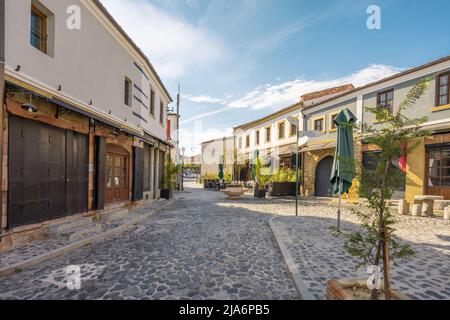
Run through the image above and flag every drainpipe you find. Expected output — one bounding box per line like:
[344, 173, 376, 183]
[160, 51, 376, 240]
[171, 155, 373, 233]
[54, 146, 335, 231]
[0, 0, 4, 238]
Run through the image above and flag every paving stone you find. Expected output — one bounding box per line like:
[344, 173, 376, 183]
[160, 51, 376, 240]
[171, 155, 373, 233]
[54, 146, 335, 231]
[0, 182, 298, 300]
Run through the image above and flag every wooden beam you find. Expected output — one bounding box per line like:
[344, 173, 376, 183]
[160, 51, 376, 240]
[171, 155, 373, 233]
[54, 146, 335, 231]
[0, 0, 5, 231]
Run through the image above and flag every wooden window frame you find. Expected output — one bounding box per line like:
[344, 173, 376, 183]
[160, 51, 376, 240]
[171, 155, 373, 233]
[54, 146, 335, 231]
[278, 122, 286, 140]
[290, 123, 297, 137]
[31, 5, 48, 54]
[255, 130, 260, 146]
[266, 127, 271, 143]
[312, 116, 326, 133]
[376, 89, 394, 114]
[329, 111, 341, 132]
[426, 147, 450, 188]
[245, 135, 250, 148]
[160, 101, 164, 124]
[435, 72, 450, 108]
[238, 137, 242, 149]
[150, 89, 155, 116]
[124, 78, 132, 106]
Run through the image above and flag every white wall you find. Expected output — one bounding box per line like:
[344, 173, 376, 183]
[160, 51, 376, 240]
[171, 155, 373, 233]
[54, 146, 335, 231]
[235, 109, 301, 158]
[5, 0, 170, 142]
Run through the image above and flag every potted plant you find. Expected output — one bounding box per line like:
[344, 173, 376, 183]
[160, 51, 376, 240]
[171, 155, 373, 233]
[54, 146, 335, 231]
[253, 157, 270, 198]
[161, 158, 180, 200]
[268, 168, 298, 197]
[329, 78, 431, 300]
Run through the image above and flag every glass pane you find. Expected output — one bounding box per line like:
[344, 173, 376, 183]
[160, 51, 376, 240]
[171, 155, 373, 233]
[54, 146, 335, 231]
[387, 91, 394, 100]
[440, 75, 448, 85]
[440, 85, 448, 95]
[115, 158, 121, 189]
[441, 167, 450, 177]
[442, 178, 450, 187]
[428, 162, 438, 176]
[441, 150, 450, 166]
[429, 176, 439, 187]
[440, 95, 448, 106]
[122, 157, 127, 188]
[106, 156, 113, 188]
[31, 12, 43, 32]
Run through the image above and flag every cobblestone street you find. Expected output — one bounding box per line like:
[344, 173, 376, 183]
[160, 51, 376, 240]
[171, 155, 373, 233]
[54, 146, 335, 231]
[0, 182, 298, 300]
[226, 197, 450, 300]
[1, 181, 449, 300]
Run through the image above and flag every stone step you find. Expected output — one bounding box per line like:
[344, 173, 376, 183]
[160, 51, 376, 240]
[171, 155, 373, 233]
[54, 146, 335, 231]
[66, 224, 103, 242]
[96, 207, 129, 222]
[388, 200, 399, 207]
[46, 217, 94, 237]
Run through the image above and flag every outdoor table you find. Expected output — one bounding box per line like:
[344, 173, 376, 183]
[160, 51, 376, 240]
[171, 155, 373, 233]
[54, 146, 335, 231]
[414, 195, 444, 217]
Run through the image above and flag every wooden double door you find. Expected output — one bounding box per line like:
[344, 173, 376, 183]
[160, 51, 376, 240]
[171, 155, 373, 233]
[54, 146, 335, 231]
[8, 116, 88, 228]
[105, 149, 129, 203]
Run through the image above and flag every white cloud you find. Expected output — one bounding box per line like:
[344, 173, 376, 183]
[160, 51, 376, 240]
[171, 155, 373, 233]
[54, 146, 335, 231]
[100, 0, 227, 79]
[228, 64, 403, 110]
[184, 95, 226, 104]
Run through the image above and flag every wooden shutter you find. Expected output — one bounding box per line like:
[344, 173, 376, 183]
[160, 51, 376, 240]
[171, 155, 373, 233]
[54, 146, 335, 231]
[132, 146, 144, 201]
[95, 136, 106, 210]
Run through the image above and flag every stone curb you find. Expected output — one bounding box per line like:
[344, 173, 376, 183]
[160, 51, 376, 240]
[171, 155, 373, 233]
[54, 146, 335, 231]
[268, 217, 315, 300]
[0, 199, 175, 277]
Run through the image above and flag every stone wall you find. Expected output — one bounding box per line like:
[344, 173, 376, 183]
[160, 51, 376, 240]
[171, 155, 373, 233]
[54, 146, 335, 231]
[302, 148, 335, 197]
[302, 143, 362, 202]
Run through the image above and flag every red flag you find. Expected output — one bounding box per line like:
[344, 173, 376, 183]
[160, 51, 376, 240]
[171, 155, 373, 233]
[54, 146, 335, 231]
[399, 143, 407, 173]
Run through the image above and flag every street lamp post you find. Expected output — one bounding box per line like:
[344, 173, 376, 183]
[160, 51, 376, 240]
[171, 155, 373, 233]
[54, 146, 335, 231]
[287, 117, 300, 217]
[181, 147, 185, 191]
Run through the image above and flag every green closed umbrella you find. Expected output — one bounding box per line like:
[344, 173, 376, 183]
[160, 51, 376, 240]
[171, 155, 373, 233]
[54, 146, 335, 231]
[218, 156, 224, 181]
[330, 109, 357, 232]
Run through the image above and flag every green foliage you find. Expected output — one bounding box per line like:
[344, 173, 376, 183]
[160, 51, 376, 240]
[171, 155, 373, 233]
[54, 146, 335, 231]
[163, 158, 181, 190]
[271, 168, 298, 183]
[224, 170, 233, 183]
[254, 157, 272, 189]
[201, 173, 220, 181]
[338, 78, 432, 299]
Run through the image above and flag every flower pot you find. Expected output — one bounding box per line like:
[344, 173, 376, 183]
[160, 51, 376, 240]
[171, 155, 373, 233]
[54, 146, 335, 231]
[326, 279, 408, 300]
[160, 189, 173, 200]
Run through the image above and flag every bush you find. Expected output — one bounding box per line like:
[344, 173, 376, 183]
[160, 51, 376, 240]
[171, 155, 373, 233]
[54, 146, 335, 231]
[271, 168, 298, 183]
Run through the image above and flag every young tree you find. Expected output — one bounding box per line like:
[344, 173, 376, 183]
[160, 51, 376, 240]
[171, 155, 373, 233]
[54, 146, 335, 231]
[341, 78, 432, 300]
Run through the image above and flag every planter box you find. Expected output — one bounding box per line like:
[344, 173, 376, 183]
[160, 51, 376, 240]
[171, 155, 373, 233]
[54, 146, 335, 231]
[254, 189, 267, 198]
[160, 189, 173, 200]
[269, 182, 296, 197]
[326, 279, 408, 300]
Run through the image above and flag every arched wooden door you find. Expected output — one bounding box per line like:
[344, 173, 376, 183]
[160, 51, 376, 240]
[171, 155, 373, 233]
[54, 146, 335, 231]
[315, 156, 334, 197]
[105, 145, 130, 203]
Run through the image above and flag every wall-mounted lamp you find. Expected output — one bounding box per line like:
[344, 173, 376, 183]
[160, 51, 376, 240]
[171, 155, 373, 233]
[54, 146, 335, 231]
[89, 100, 93, 105]
[15, 65, 21, 72]
[108, 110, 112, 115]
[57, 85, 62, 91]
[21, 94, 38, 113]
[8, 91, 38, 113]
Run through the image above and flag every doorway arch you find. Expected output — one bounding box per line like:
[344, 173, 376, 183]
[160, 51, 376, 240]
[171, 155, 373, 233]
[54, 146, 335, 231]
[315, 156, 334, 197]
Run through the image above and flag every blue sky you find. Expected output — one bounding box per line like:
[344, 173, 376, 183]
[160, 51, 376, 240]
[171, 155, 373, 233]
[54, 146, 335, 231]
[101, 0, 450, 155]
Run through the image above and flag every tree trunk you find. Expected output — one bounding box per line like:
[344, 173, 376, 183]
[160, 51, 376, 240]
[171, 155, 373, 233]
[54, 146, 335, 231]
[371, 240, 383, 300]
[379, 159, 392, 300]
[382, 238, 392, 300]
